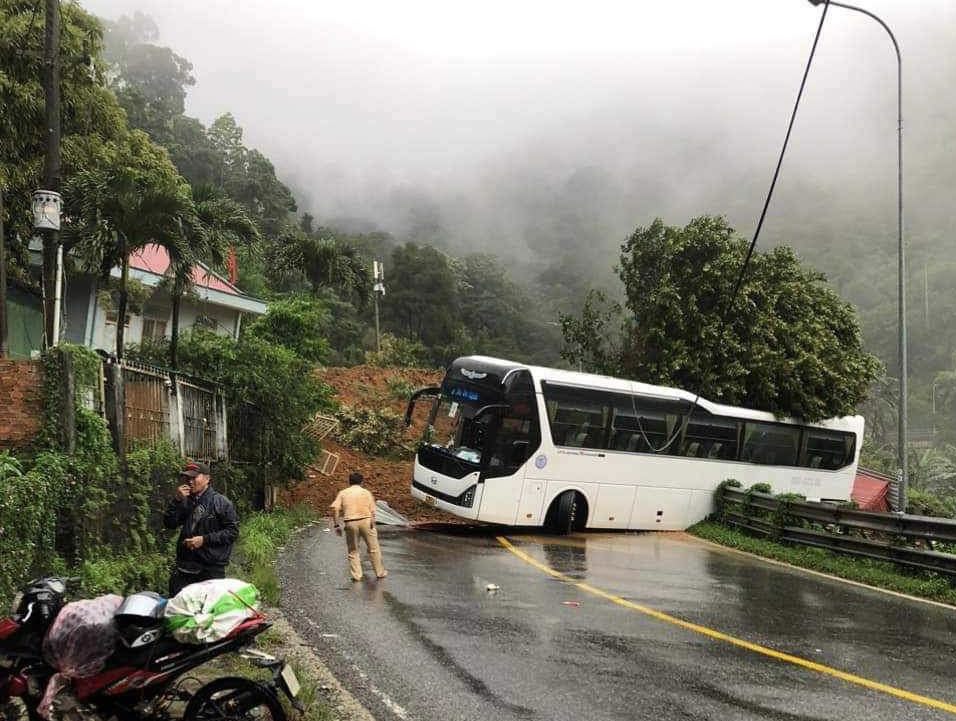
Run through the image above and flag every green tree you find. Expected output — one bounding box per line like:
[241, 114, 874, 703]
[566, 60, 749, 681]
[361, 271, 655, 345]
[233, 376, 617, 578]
[562, 216, 882, 421]
[0, 0, 128, 277]
[169, 184, 260, 368]
[382, 243, 461, 360]
[101, 12, 195, 145]
[170, 328, 329, 480]
[455, 253, 561, 364]
[208, 114, 296, 234]
[560, 289, 629, 373]
[302, 236, 371, 308]
[245, 296, 331, 363]
[64, 131, 193, 359]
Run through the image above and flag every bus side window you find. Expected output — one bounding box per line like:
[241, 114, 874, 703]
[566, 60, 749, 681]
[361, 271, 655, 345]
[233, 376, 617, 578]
[543, 386, 612, 450]
[802, 428, 855, 470]
[743, 422, 800, 466]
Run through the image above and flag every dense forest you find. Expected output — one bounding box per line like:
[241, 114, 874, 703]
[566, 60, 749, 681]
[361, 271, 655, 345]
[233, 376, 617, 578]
[100, 11, 956, 506]
[5, 4, 955, 509]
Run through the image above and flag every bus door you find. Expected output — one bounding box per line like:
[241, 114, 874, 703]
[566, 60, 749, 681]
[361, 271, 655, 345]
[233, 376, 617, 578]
[479, 394, 542, 524]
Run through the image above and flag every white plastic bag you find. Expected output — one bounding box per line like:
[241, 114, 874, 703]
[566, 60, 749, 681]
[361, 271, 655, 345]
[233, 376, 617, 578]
[164, 578, 260, 644]
[38, 594, 123, 719]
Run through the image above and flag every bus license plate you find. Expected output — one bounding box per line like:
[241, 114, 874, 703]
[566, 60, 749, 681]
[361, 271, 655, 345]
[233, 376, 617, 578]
[281, 664, 301, 698]
[424, 494, 437, 506]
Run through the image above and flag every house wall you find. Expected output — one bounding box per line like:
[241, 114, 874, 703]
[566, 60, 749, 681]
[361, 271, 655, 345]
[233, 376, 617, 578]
[90, 294, 241, 354]
[0, 360, 43, 449]
[5, 287, 43, 359]
[177, 301, 241, 339]
[63, 275, 94, 345]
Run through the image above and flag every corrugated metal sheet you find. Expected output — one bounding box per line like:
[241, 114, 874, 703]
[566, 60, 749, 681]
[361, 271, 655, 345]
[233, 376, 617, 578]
[5, 286, 43, 359]
[852, 467, 892, 512]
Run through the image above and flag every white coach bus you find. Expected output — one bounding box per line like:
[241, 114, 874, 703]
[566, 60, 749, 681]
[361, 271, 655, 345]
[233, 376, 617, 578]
[405, 356, 863, 533]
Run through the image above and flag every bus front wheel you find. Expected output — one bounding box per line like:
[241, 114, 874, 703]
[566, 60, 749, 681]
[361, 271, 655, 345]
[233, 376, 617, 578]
[545, 491, 586, 535]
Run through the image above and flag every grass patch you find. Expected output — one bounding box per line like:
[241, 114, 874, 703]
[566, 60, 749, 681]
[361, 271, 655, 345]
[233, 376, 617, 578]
[66, 507, 316, 603]
[229, 505, 317, 605]
[689, 520, 956, 607]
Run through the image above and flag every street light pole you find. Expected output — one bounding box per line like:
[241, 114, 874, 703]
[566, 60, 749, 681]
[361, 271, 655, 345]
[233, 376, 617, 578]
[809, 0, 906, 510]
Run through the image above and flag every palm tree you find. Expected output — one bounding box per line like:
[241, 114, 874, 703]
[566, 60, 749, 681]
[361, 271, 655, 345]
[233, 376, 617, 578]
[909, 446, 956, 496]
[300, 235, 371, 309]
[65, 132, 193, 360]
[168, 185, 260, 369]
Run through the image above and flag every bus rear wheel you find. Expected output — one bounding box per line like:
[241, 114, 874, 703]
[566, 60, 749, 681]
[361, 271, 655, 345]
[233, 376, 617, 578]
[545, 491, 586, 535]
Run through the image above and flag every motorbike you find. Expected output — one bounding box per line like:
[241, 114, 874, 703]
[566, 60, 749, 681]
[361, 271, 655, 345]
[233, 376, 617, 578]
[0, 578, 303, 721]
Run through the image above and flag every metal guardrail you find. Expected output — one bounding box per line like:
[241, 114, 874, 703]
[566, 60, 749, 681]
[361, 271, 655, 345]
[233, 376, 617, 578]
[719, 486, 956, 578]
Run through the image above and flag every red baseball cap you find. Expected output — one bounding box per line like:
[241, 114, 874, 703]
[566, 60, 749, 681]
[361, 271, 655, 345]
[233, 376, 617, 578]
[180, 461, 210, 478]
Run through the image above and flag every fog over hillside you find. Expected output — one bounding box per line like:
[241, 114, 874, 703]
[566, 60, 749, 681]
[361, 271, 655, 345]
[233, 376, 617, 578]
[85, 0, 956, 399]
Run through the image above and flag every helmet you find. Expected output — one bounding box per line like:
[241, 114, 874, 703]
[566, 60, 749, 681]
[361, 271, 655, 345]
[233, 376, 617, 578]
[15, 578, 68, 629]
[114, 592, 167, 649]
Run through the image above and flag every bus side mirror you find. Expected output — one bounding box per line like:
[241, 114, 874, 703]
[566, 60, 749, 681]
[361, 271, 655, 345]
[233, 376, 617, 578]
[405, 386, 441, 426]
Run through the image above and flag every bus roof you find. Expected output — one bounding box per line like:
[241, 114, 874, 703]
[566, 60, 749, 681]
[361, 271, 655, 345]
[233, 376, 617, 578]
[452, 355, 863, 433]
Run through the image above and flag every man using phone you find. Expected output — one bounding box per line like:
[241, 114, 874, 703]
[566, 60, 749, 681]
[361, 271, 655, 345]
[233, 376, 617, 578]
[163, 461, 240, 596]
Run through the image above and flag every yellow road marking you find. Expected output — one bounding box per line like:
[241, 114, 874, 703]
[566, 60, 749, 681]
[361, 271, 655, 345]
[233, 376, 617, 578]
[496, 536, 956, 715]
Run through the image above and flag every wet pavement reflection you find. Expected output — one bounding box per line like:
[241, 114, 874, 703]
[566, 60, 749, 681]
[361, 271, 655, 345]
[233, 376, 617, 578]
[279, 525, 956, 721]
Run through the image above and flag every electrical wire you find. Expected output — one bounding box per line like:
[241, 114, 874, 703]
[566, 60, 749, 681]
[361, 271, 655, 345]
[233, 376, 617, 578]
[628, 0, 832, 454]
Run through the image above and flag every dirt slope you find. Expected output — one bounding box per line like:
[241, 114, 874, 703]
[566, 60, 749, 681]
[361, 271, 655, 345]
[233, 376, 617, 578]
[281, 365, 458, 523]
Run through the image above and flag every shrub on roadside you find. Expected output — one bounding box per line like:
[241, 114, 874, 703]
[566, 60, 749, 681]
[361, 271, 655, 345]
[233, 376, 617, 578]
[0, 451, 70, 606]
[906, 489, 956, 519]
[334, 405, 409, 457]
[77, 549, 172, 597]
[229, 507, 316, 604]
[245, 297, 333, 364]
[689, 520, 956, 606]
[386, 376, 417, 400]
[169, 329, 331, 482]
[365, 333, 429, 368]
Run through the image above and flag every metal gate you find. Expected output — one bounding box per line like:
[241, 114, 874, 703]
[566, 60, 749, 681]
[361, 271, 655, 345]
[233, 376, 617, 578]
[179, 379, 218, 461]
[121, 361, 171, 450]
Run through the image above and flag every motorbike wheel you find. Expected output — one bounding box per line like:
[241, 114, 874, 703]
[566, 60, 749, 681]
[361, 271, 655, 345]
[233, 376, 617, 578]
[182, 677, 287, 721]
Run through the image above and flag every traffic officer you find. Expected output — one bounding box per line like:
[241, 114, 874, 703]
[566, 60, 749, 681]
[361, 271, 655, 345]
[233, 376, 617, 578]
[330, 472, 388, 581]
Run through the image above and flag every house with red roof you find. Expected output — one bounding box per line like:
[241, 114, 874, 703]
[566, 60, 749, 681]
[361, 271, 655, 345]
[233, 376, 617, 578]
[75, 245, 267, 353]
[17, 240, 267, 357]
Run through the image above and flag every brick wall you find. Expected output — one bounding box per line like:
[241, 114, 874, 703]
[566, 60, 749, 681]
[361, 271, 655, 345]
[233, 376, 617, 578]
[0, 360, 42, 450]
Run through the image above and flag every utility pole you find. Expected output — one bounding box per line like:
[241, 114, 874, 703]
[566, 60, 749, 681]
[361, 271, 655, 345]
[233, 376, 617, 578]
[373, 260, 385, 353]
[0, 188, 7, 358]
[40, 0, 61, 349]
[924, 260, 930, 330]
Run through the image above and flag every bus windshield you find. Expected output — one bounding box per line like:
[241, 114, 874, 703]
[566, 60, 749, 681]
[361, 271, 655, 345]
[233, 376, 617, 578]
[427, 393, 493, 466]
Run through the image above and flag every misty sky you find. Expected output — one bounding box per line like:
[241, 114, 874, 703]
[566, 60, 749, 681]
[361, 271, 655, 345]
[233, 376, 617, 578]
[84, 0, 956, 260]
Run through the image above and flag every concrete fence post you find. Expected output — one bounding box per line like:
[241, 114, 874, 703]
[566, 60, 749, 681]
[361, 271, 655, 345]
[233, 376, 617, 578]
[215, 390, 228, 461]
[172, 376, 186, 456]
[167, 374, 184, 455]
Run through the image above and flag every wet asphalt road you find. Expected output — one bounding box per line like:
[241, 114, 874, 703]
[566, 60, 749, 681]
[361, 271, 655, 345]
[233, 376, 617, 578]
[278, 525, 956, 721]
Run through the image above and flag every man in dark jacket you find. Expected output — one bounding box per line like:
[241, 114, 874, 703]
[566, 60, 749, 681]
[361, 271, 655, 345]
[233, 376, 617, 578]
[163, 461, 240, 596]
